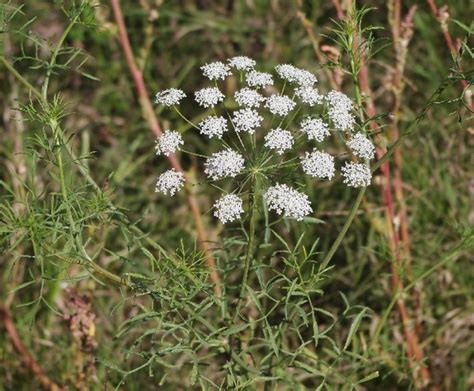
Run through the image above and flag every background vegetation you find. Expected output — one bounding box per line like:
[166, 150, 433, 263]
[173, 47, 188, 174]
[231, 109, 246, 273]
[0, 0, 472, 390]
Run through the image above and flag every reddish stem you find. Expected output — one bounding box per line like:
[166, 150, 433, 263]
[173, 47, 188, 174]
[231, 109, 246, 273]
[110, 0, 221, 296]
[0, 306, 63, 390]
[426, 0, 473, 114]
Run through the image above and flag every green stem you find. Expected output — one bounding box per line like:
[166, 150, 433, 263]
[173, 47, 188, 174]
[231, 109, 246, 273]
[174, 106, 199, 130]
[320, 187, 366, 270]
[234, 176, 257, 319]
[371, 238, 467, 347]
[41, 12, 80, 99]
[0, 56, 44, 102]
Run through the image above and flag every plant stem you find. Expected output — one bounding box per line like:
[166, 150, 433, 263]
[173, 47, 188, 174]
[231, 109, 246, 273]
[234, 176, 257, 319]
[320, 187, 366, 270]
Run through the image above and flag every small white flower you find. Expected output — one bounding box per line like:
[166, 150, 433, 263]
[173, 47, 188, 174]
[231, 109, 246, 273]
[275, 64, 317, 86]
[341, 162, 372, 187]
[213, 194, 244, 223]
[155, 130, 183, 156]
[326, 90, 355, 131]
[155, 169, 185, 196]
[234, 87, 265, 108]
[264, 94, 296, 116]
[301, 150, 335, 180]
[295, 86, 324, 106]
[328, 108, 355, 132]
[264, 128, 294, 155]
[295, 68, 318, 86]
[198, 116, 228, 139]
[204, 149, 245, 180]
[232, 108, 263, 134]
[346, 133, 375, 160]
[228, 56, 256, 71]
[246, 70, 274, 88]
[200, 61, 231, 80]
[194, 87, 225, 108]
[265, 183, 313, 221]
[155, 88, 186, 106]
[325, 90, 353, 111]
[300, 117, 330, 142]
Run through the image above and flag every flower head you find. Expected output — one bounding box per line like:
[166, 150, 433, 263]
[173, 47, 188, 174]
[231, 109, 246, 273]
[213, 194, 244, 223]
[194, 87, 225, 108]
[155, 130, 183, 156]
[326, 90, 353, 111]
[234, 87, 265, 108]
[246, 70, 274, 88]
[155, 88, 186, 106]
[201, 61, 231, 80]
[341, 162, 372, 187]
[265, 183, 313, 221]
[204, 149, 245, 180]
[264, 94, 296, 116]
[295, 86, 324, 106]
[275, 64, 317, 86]
[155, 169, 185, 196]
[301, 150, 335, 180]
[346, 133, 375, 160]
[228, 56, 256, 71]
[232, 108, 263, 134]
[300, 117, 330, 142]
[264, 128, 294, 155]
[198, 116, 228, 139]
[326, 90, 355, 131]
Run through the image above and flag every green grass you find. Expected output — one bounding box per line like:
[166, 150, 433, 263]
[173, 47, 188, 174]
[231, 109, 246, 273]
[0, 1, 473, 390]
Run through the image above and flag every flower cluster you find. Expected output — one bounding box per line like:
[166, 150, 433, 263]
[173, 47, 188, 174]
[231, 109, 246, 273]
[326, 90, 355, 131]
[213, 194, 244, 223]
[204, 149, 245, 180]
[264, 128, 294, 155]
[155, 169, 185, 196]
[232, 109, 263, 134]
[198, 116, 228, 139]
[154, 57, 376, 224]
[155, 130, 183, 156]
[265, 184, 313, 221]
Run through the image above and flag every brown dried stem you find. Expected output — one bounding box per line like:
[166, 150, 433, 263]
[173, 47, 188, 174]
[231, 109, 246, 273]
[357, 20, 431, 391]
[426, 0, 473, 112]
[0, 306, 62, 391]
[110, 0, 221, 296]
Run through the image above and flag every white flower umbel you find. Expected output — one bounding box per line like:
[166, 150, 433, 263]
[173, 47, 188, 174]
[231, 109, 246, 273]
[246, 70, 274, 88]
[155, 88, 186, 106]
[200, 61, 231, 81]
[194, 87, 225, 108]
[265, 183, 313, 221]
[234, 87, 265, 108]
[341, 162, 372, 187]
[228, 56, 256, 71]
[155, 130, 184, 156]
[264, 94, 296, 116]
[204, 149, 245, 180]
[301, 150, 335, 180]
[295, 86, 323, 106]
[326, 90, 355, 131]
[198, 116, 228, 139]
[232, 108, 263, 134]
[264, 128, 294, 155]
[155, 169, 185, 196]
[346, 133, 375, 160]
[329, 109, 355, 132]
[213, 194, 244, 224]
[275, 64, 317, 86]
[326, 90, 353, 111]
[295, 68, 318, 86]
[300, 117, 330, 142]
